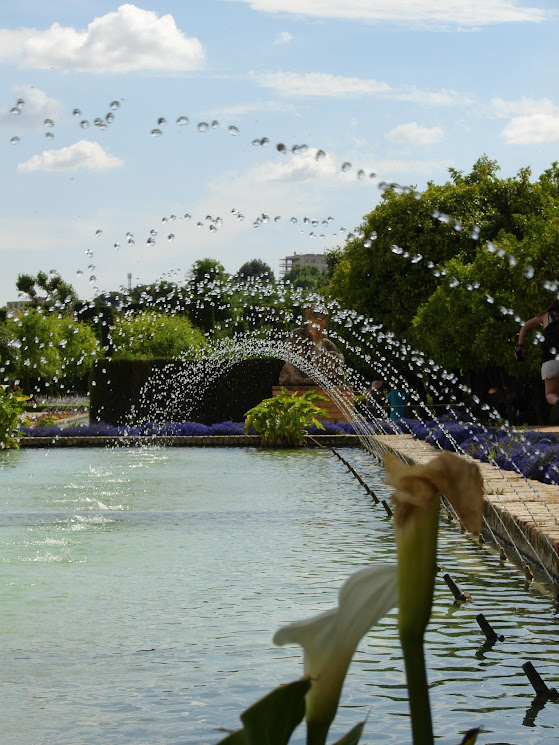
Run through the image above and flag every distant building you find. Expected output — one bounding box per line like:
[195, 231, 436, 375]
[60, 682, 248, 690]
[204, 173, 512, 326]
[280, 252, 327, 277]
[6, 300, 28, 312]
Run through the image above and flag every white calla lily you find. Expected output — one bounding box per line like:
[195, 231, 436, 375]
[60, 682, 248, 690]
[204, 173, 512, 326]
[273, 564, 398, 745]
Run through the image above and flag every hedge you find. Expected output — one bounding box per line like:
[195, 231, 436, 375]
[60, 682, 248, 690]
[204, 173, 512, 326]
[90, 357, 284, 425]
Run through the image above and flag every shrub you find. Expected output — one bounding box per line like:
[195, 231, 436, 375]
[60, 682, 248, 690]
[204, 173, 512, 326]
[0, 385, 29, 448]
[244, 388, 328, 447]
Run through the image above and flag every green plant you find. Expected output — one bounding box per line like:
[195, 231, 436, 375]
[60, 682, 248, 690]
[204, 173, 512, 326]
[0, 385, 29, 449]
[36, 415, 58, 427]
[245, 388, 328, 447]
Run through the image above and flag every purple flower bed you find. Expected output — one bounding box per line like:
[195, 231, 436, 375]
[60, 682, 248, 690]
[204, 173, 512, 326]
[395, 418, 559, 485]
[20, 419, 357, 439]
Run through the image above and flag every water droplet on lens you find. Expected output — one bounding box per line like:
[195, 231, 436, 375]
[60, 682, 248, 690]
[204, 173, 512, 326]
[197, 122, 209, 132]
[11, 107, 21, 115]
[357, 169, 365, 179]
[45, 132, 54, 139]
[341, 162, 352, 172]
[184, 213, 191, 221]
[80, 120, 90, 129]
[110, 101, 120, 110]
[315, 149, 326, 161]
[44, 118, 54, 127]
[10, 136, 20, 144]
[228, 125, 239, 135]
[157, 117, 166, 126]
[168, 233, 175, 240]
[106, 112, 114, 123]
[211, 120, 219, 129]
[177, 116, 189, 126]
[524, 264, 535, 279]
[277, 143, 287, 153]
[76, 269, 83, 276]
[73, 108, 81, 117]
[151, 128, 163, 137]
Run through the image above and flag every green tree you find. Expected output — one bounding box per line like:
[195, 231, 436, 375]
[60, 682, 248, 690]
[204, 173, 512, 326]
[328, 157, 552, 338]
[109, 312, 207, 359]
[236, 259, 275, 281]
[188, 259, 231, 333]
[282, 265, 327, 293]
[16, 271, 78, 310]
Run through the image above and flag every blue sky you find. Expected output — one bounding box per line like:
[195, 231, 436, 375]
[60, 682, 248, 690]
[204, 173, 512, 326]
[1, 0, 558, 305]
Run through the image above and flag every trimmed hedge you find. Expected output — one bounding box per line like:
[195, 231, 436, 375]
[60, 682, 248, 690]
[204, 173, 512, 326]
[90, 357, 284, 425]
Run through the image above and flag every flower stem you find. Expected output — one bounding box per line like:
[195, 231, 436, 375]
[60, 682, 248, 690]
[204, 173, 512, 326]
[400, 632, 433, 745]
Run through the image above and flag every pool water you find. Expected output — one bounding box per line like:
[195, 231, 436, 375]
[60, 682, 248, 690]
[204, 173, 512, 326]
[1, 447, 557, 745]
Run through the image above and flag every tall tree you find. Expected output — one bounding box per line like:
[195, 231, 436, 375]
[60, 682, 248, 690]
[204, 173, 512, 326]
[236, 259, 275, 281]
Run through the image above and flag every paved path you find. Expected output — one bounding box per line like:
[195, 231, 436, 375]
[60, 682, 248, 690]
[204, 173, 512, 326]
[370, 433, 559, 590]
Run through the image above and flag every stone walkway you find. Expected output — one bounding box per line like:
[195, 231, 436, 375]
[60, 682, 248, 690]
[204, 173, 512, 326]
[370, 433, 559, 590]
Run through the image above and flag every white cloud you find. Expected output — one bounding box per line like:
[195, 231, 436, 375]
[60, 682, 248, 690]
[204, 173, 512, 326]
[254, 71, 391, 97]
[501, 113, 559, 144]
[253, 71, 468, 106]
[18, 141, 125, 173]
[395, 87, 467, 106]
[273, 31, 293, 44]
[0, 4, 205, 73]
[1, 85, 63, 129]
[385, 122, 444, 145]
[492, 96, 555, 117]
[254, 149, 339, 183]
[225, 0, 549, 27]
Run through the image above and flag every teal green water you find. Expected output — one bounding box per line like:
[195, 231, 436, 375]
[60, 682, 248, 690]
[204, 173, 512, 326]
[1, 447, 558, 745]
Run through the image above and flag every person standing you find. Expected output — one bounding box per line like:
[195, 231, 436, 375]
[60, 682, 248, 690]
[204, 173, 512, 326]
[516, 299, 559, 424]
[386, 386, 409, 421]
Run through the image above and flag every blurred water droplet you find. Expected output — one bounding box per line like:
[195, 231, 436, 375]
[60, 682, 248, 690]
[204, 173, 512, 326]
[177, 115, 189, 126]
[292, 144, 308, 154]
[76, 269, 83, 276]
[315, 149, 327, 161]
[151, 128, 163, 137]
[524, 264, 535, 279]
[369, 172, 376, 179]
[73, 108, 81, 117]
[10, 136, 20, 144]
[486, 241, 497, 254]
[168, 233, 175, 240]
[197, 122, 209, 132]
[184, 213, 191, 220]
[94, 118, 106, 128]
[391, 245, 404, 255]
[341, 162, 352, 172]
[209, 225, 217, 233]
[277, 143, 287, 153]
[485, 294, 494, 304]
[228, 125, 239, 135]
[80, 120, 90, 129]
[11, 107, 21, 115]
[497, 247, 506, 258]
[290, 217, 297, 223]
[150, 229, 157, 236]
[507, 254, 517, 266]
[95, 229, 102, 237]
[147, 237, 156, 246]
[452, 220, 462, 232]
[357, 169, 365, 179]
[157, 117, 166, 126]
[411, 254, 423, 264]
[45, 132, 54, 139]
[471, 225, 481, 240]
[211, 120, 219, 129]
[449, 276, 460, 288]
[110, 101, 120, 110]
[114, 243, 120, 250]
[89, 275, 97, 282]
[105, 112, 114, 123]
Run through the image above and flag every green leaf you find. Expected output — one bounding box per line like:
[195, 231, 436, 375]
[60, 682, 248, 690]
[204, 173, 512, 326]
[458, 727, 480, 745]
[330, 720, 366, 745]
[239, 677, 310, 745]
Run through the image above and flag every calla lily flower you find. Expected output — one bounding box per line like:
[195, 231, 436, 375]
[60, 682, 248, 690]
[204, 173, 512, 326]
[273, 564, 398, 745]
[384, 451, 484, 745]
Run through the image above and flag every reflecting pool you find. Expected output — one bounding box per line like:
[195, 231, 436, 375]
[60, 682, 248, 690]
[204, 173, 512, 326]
[1, 447, 557, 744]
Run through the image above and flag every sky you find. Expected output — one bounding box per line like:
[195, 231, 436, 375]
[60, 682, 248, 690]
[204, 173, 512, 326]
[1, 0, 558, 306]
